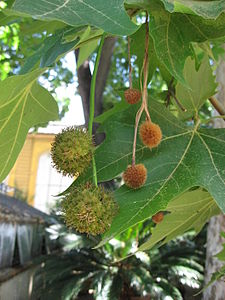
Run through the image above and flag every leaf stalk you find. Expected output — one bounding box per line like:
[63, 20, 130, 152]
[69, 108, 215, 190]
[89, 34, 106, 186]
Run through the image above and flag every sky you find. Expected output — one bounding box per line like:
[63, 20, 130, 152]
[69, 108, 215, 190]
[39, 51, 85, 134]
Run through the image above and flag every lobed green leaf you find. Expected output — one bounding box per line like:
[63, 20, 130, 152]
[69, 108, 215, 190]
[89, 99, 225, 246]
[138, 189, 220, 251]
[160, 0, 225, 19]
[175, 55, 217, 119]
[148, 0, 225, 85]
[0, 69, 59, 182]
[12, 0, 138, 36]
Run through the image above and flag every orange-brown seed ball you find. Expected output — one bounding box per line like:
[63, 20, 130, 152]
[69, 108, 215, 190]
[152, 212, 164, 224]
[139, 121, 162, 149]
[123, 164, 147, 189]
[124, 88, 142, 104]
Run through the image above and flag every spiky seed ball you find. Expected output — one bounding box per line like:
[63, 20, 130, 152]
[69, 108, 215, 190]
[139, 121, 162, 149]
[124, 88, 142, 104]
[61, 183, 118, 235]
[123, 164, 147, 189]
[51, 126, 93, 177]
[152, 212, 164, 224]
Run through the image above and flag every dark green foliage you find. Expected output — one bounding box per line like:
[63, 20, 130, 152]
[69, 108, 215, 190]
[34, 224, 205, 300]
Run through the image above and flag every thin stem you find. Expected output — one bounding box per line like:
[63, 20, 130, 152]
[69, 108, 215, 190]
[131, 12, 149, 166]
[170, 90, 187, 112]
[209, 96, 225, 119]
[201, 115, 225, 124]
[128, 36, 132, 88]
[132, 104, 144, 165]
[88, 34, 106, 186]
[142, 13, 151, 121]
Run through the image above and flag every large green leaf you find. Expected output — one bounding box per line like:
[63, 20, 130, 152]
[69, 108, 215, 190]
[79, 99, 225, 245]
[0, 69, 58, 182]
[12, 0, 138, 36]
[138, 189, 220, 251]
[175, 56, 217, 119]
[0, 9, 65, 32]
[160, 0, 225, 19]
[148, 0, 225, 85]
[125, 0, 225, 19]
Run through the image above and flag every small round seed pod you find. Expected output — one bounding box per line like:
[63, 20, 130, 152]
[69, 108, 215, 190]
[124, 88, 142, 104]
[51, 126, 93, 177]
[152, 212, 164, 224]
[61, 183, 118, 235]
[139, 121, 162, 149]
[123, 164, 147, 189]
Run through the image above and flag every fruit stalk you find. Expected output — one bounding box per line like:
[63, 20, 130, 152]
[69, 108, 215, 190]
[132, 13, 149, 165]
[89, 33, 106, 186]
[128, 36, 133, 88]
[142, 12, 151, 121]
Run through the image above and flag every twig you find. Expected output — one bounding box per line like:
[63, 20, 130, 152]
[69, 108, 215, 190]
[170, 90, 187, 112]
[209, 96, 225, 119]
[89, 34, 106, 186]
[165, 78, 174, 107]
[165, 78, 187, 112]
[200, 115, 225, 124]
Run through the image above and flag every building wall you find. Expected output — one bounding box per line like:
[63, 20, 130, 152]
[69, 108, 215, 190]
[7, 133, 73, 213]
[8, 133, 55, 206]
[34, 152, 72, 212]
[0, 266, 39, 300]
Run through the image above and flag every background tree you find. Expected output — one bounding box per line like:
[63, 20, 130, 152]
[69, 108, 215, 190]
[204, 46, 225, 300]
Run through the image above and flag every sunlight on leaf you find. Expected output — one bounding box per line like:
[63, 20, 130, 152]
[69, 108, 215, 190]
[138, 189, 220, 251]
[0, 69, 58, 182]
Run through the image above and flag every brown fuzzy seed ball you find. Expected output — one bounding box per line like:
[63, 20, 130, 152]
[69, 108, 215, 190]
[152, 212, 164, 224]
[124, 88, 142, 104]
[139, 121, 162, 149]
[123, 164, 147, 189]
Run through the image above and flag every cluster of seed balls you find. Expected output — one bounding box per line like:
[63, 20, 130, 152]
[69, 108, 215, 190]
[123, 88, 162, 189]
[51, 126, 118, 235]
[123, 88, 164, 223]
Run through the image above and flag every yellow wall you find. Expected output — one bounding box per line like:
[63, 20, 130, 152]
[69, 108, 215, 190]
[8, 133, 55, 206]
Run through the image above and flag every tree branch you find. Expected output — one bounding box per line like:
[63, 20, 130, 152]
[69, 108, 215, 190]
[75, 37, 117, 138]
[209, 96, 225, 119]
[75, 48, 91, 127]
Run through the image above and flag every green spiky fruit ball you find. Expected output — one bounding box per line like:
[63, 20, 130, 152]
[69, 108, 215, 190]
[51, 126, 93, 177]
[61, 183, 118, 235]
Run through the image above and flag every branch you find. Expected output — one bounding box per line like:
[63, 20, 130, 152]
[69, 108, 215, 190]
[209, 96, 225, 119]
[75, 37, 117, 134]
